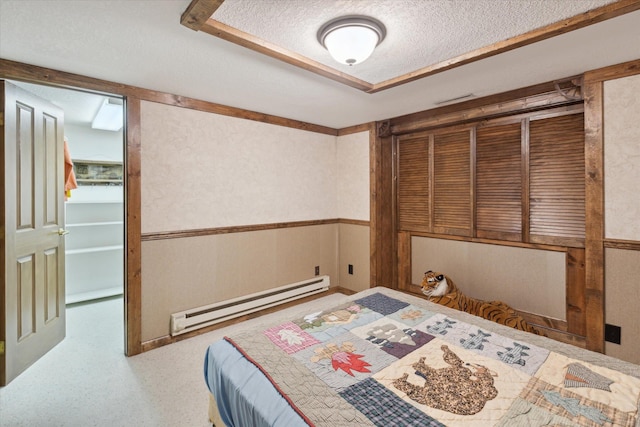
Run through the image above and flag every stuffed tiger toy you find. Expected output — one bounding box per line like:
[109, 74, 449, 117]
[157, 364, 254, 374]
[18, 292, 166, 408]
[421, 271, 543, 335]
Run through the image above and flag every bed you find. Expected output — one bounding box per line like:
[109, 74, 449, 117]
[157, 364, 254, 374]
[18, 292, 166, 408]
[204, 287, 640, 426]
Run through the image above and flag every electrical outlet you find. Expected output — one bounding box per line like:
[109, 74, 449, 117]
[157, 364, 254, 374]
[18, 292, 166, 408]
[348, 264, 353, 275]
[605, 324, 621, 344]
[315, 266, 320, 276]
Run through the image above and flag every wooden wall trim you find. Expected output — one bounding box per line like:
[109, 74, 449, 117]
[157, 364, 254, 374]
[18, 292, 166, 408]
[125, 97, 143, 356]
[583, 80, 605, 353]
[144, 92, 338, 135]
[141, 219, 345, 241]
[566, 248, 586, 336]
[370, 123, 395, 288]
[406, 231, 570, 253]
[389, 78, 582, 131]
[604, 239, 640, 251]
[397, 231, 411, 292]
[0, 58, 338, 136]
[337, 122, 374, 136]
[516, 311, 568, 333]
[141, 219, 370, 242]
[391, 87, 582, 135]
[584, 58, 640, 83]
[369, 129, 379, 287]
[337, 218, 370, 227]
[479, 104, 584, 127]
[516, 311, 586, 348]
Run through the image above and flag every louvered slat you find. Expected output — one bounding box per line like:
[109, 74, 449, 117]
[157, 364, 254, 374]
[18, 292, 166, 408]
[433, 130, 471, 235]
[529, 113, 585, 242]
[476, 123, 522, 240]
[397, 136, 429, 231]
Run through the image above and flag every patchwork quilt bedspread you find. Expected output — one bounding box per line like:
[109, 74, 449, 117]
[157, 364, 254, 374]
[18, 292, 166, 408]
[218, 287, 640, 427]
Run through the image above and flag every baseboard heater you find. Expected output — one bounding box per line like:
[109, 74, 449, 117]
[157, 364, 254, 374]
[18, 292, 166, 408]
[170, 275, 330, 336]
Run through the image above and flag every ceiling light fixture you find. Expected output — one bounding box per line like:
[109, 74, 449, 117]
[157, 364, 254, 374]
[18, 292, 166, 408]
[317, 16, 386, 66]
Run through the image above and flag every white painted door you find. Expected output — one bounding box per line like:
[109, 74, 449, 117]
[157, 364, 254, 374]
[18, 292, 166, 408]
[1, 80, 66, 385]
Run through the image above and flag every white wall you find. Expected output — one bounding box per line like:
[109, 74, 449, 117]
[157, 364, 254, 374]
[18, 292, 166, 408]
[336, 131, 370, 221]
[604, 74, 640, 240]
[336, 130, 371, 291]
[65, 123, 123, 162]
[140, 101, 337, 233]
[139, 102, 346, 339]
[603, 73, 640, 364]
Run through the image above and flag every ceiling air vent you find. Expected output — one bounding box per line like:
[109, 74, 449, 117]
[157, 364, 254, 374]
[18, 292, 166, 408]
[435, 93, 475, 106]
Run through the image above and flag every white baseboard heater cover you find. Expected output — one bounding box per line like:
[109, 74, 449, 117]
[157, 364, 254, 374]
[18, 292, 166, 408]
[170, 275, 330, 336]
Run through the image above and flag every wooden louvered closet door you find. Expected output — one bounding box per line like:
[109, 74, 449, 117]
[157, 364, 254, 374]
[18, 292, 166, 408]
[395, 110, 584, 247]
[476, 123, 522, 241]
[397, 133, 430, 232]
[433, 129, 472, 236]
[529, 113, 585, 246]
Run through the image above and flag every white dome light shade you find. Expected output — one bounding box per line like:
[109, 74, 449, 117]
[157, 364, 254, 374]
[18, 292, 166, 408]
[324, 26, 378, 66]
[318, 16, 386, 66]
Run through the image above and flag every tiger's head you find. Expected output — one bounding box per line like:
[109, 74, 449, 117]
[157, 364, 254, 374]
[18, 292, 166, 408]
[421, 271, 449, 298]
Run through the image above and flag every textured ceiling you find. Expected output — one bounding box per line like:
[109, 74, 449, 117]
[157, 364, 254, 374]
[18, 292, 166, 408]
[1, 1, 639, 128]
[214, 0, 616, 83]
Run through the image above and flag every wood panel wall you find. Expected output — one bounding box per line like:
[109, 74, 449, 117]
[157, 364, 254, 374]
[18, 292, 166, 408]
[373, 80, 595, 348]
[371, 62, 640, 355]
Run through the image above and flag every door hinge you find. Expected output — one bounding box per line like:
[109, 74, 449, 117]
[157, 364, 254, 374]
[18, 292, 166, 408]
[0, 341, 4, 356]
[0, 112, 4, 126]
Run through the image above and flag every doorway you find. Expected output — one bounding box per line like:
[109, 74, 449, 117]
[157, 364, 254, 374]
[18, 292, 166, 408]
[13, 81, 126, 365]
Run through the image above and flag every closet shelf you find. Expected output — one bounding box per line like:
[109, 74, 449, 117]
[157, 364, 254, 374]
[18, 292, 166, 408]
[65, 200, 122, 204]
[65, 198, 123, 304]
[66, 221, 123, 227]
[66, 286, 123, 305]
[66, 245, 123, 255]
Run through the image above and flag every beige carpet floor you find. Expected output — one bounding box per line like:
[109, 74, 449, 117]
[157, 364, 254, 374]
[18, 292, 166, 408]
[0, 292, 348, 426]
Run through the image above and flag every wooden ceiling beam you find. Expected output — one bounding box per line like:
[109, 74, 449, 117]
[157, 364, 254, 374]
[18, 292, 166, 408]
[199, 19, 374, 92]
[368, 0, 640, 93]
[181, 0, 225, 31]
[187, 0, 640, 93]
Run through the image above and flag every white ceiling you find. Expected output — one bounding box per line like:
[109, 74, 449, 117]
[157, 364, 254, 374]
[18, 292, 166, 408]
[214, 0, 616, 83]
[1, 0, 639, 129]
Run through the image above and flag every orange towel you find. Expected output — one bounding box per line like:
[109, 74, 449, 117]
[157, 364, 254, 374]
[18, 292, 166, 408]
[64, 137, 77, 200]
